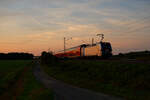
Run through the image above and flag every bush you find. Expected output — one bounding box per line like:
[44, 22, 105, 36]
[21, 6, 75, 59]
[41, 51, 59, 66]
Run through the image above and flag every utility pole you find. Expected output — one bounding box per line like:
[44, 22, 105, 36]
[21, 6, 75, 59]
[64, 37, 66, 53]
[64, 37, 72, 53]
[92, 38, 94, 45]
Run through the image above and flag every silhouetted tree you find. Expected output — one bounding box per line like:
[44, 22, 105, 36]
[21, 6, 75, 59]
[41, 51, 58, 65]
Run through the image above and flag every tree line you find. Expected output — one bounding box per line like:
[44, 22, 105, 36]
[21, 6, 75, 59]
[118, 50, 150, 58]
[0, 52, 34, 60]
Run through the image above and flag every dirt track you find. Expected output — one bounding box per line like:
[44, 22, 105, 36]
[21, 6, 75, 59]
[33, 63, 124, 100]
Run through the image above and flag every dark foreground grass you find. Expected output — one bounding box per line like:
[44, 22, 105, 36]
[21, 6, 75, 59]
[43, 59, 150, 100]
[0, 60, 54, 100]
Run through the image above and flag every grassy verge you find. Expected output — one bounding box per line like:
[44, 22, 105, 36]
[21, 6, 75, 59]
[0, 60, 54, 100]
[43, 59, 150, 100]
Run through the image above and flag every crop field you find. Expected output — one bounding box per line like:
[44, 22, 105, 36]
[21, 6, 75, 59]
[0, 60, 53, 100]
[43, 59, 150, 100]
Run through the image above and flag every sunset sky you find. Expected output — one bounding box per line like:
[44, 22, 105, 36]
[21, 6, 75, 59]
[0, 0, 150, 56]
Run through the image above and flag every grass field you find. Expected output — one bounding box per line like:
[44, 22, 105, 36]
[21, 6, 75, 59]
[0, 60, 54, 100]
[43, 59, 150, 100]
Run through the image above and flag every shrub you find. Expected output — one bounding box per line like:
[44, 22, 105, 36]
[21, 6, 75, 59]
[41, 51, 59, 66]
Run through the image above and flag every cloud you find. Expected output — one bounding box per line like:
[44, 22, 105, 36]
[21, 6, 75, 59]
[0, 0, 150, 55]
[26, 32, 55, 41]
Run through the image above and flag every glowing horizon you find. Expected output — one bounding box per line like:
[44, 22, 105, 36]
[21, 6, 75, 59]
[0, 0, 150, 56]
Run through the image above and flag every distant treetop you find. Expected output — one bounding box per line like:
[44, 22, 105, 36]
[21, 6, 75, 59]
[0, 52, 34, 60]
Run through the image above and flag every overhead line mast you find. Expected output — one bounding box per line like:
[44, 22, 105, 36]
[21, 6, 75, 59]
[97, 34, 104, 42]
[64, 37, 72, 53]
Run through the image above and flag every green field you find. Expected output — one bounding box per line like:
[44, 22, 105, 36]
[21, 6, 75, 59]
[0, 60, 53, 100]
[43, 59, 150, 100]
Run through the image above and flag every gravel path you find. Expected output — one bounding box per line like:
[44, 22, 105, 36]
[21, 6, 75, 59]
[33, 63, 124, 100]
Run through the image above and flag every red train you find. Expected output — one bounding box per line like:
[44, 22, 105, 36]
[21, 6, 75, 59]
[55, 42, 112, 58]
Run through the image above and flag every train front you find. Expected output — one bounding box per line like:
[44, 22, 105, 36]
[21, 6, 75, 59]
[100, 42, 112, 57]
